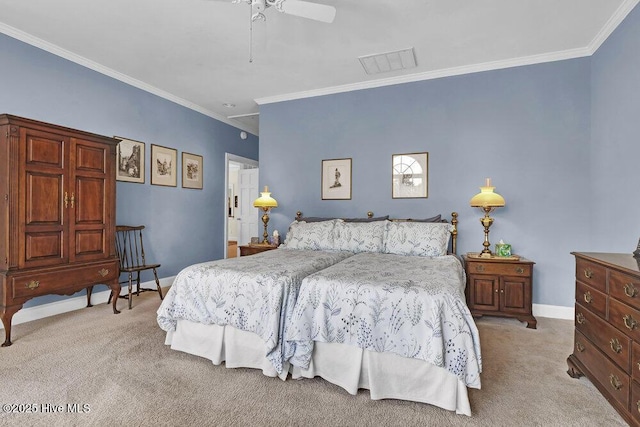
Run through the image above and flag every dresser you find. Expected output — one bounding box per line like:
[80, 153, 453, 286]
[567, 252, 640, 426]
[463, 254, 536, 328]
[0, 115, 121, 347]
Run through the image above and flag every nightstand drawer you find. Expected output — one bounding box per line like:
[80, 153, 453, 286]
[466, 261, 531, 277]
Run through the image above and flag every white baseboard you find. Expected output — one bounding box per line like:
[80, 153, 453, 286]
[0, 276, 175, 330]
[533, 303, 574, 320]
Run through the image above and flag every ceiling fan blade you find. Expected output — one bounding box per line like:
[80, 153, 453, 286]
[278, 0, 336, 23]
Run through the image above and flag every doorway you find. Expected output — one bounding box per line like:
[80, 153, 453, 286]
[225, 154, 259, 258]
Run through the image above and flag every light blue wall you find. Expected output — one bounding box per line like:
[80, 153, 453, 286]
[591, 5, 640, 251]
[0, 33, 259, 307]
[260, 59, 592, 308]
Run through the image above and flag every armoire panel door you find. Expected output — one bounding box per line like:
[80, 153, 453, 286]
[68, 138, 113, 262]
[19, 128, 69, 269]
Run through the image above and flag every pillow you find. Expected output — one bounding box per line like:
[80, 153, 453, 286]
[282, 220, 336, 250]
[333, 220, 386, 253]
[384, 222, 453, 257]
[405, 214, 442, 223]
[297, 215, 389, 223]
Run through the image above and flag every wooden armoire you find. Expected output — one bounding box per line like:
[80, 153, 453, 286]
[0, 115, 121, 347]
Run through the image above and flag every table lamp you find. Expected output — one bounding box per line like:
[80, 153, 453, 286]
[469, 178, 505, 257]
[253, 186, 278, 245]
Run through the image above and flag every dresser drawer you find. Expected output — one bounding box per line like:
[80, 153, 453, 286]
[632, 342, 640, 383]
[575, 258, 607, 292]
[632, 380, 640, 423]
[575, 303, 631, 372]
[576, 281, 607, 319]
[466, 261, 531, 277]
[610, 298, 640, 343]
[574, 330, 630, 409]
[10, 260, 118, 299]
[610, 269, 640, 311]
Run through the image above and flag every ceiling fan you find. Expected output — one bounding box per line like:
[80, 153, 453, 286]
[214, 0, 336, 24]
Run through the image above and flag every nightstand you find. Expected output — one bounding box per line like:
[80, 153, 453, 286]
[463, 254, 537, 329]
[239, 244, 278, 256]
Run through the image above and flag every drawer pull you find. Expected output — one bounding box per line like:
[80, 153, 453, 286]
[623, 314, 638, 331]
[609, 374, 623, 391]
[475, 265, 485, 272]
[583, 291, 592, 304]
[97, 268, 110, 277]
[576, 313, 586, 324]
[25, 280, 40, 290]
[515, 267, 524, 274]
[610, 338, 623, 354]
[637, 400, 640, 414]
[624, 283, 638, 298]
[584, 269, 593, 279]
[576, 342, 585, 352]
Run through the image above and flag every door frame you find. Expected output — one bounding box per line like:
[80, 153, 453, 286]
[224, 153, 258, 258]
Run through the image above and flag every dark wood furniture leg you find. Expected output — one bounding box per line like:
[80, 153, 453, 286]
[1, 305, 22, 347]
[108, 280, 121, 314]
[86, 286, 94, 307]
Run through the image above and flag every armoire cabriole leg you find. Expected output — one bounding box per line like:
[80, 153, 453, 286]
[1, 305, 22, 347]
[109, 280, 121, 314]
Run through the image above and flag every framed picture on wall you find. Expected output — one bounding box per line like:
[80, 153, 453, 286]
[182, 152, 203, 189]
[322, 158, 352, 200]
[115, 137, 145, 184]
[392, 152, 428, 198]
[151, 144, 177, 187]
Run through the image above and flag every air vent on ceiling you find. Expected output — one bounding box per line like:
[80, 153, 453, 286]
[358, 48, 417, 75]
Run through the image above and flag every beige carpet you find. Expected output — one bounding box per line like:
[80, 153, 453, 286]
[0, 291, 628, 426]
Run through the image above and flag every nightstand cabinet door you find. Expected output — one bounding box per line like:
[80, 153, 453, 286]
[502, 276, 531, 314]
[469, 275, 500, 311]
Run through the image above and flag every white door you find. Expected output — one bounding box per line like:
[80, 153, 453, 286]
[238, 168, 259, 246]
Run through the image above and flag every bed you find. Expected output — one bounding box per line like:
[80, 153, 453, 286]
[284, 214, 482, 416]
[157, 212, 482, 415]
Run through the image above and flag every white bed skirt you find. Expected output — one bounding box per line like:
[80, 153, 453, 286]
[165, 320, 289, 380]
[164, 320, 471, 416]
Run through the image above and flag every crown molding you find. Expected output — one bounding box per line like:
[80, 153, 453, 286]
[0, 23, 257, 135]
[256, 46, 591, 105]
[587, 0, 640, 53]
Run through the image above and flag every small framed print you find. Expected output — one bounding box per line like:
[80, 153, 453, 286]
[182, 152, 203, 190]
[115, 137, 145, 184]
[392, 152, 428, 198]
[151, 144, 177, 187]
[322, 158, 352, 200]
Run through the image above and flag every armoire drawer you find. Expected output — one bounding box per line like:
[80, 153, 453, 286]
[575, 303, 631, 372]
[10, 260, 118, 299]
[576, 258, 607, 292]
[574, 330, 630, 410]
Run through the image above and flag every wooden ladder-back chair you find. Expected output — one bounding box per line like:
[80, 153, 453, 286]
[112, 225, 163, 309]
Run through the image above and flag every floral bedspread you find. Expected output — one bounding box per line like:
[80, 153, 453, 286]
[285, 252, 482, 388]
[157, 248, 354, 374]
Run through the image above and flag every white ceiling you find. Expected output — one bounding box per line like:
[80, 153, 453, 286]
[0, 0, 638, 135]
